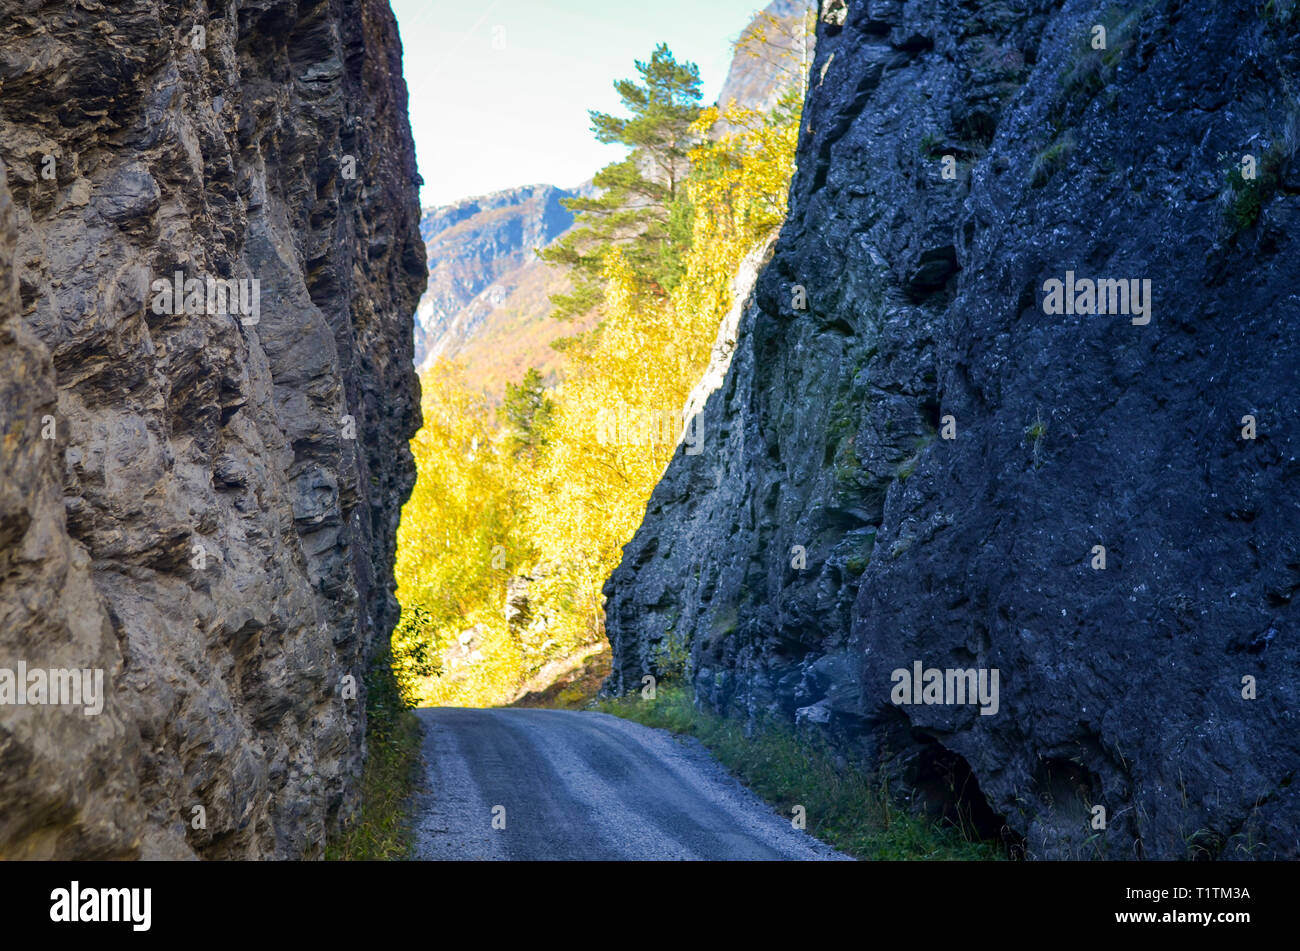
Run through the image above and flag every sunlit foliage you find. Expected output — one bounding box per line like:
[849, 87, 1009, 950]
[394, 41, 808, 708]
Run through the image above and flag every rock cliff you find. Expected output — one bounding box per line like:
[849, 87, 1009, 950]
[0, 0, 424, 858]
[605, 0, 1300, 859]
[717, 0, 817, 115]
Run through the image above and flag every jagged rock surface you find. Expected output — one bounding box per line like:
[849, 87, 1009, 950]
[0, 0, 424, 858]
[605, 0, 1300, 859]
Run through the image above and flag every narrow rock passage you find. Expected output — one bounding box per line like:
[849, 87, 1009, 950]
[414, 708, 850, 861]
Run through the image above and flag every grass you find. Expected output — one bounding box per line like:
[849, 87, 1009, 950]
[1222, 155, 1272, 231]
[324, 653, 423, 860]
[654, 630, 691, 682]
[845, 529, 877, 576]
[510, 642, 612, 709]
[1024, 408, 1048, 468]
[1262, 0, 1297, 26]
[1219, 117, 1296, 232]
[832, 439, 862, 489]
[596, 684, 1005, 860]
[1050, 3, 1150, 132]
[845, 554, 870, 576]
[918, 131, 945, 158]
[1059, 5, 1143, 103]
[896, 453, 920, 482]
[1030, 130, 1077, 187]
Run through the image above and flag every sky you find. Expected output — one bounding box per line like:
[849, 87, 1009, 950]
[388, 0, 772, 209]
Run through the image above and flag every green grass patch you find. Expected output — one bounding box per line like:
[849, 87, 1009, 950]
[1223, 158, 1271, 231]
[918, 131, 946, 158]
[1218, 124, 1296, 232]
[1030, 130, 1077, 187]
[1024, 408, 1048, 468]
[845, 529, 877, 576]
[597, 685, 1004, 860]
[325, 653, 423, 860]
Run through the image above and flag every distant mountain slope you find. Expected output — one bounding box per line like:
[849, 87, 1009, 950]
[421, 242, 596, 395]
[414, 184, 575, 370]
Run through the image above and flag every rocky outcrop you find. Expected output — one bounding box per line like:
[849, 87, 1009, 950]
[605, 0, 1300, 859]
[717, 0, 817, 114]
[0, 0, 424, 858]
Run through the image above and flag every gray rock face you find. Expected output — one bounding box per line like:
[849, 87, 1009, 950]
[716, 0, 817, 115]
[0, 0, 424, 858]
[605, 0, 1300, 859]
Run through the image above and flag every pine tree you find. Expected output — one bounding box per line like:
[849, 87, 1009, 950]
[502, 367, 555, 461]
[541, 43, 703, 319]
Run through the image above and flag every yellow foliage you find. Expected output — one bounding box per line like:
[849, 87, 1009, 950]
[392, 362, 527, 706]
[394, 97, 802, 708]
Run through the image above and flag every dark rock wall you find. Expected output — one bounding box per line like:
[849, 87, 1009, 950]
[605, 0, 1299, 859]
[0, 0, 424, 858]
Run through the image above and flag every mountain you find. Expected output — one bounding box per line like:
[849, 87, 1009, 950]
[604, 0, 1300, 860]
[414, 184, 577, 382]
[717, 0, 817, 113]
[0, 0, 424, 858]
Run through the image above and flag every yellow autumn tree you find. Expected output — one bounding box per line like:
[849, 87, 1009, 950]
[516, 97, 803, 658]
[392, 361, 531, 706]
[393, 73, 806, 708]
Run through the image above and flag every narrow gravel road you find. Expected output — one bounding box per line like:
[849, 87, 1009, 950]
[414, 707, 850, 860]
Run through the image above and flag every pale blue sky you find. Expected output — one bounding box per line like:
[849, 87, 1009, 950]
[389, 0, 770, 208]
